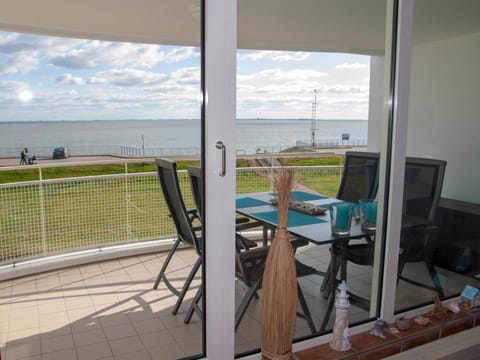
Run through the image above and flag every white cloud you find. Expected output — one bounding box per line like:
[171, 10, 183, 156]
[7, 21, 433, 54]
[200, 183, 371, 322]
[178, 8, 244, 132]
[49, 41, 198, 70]
[237, 66, 369, 119]
[0, 32, 82, 75]
[335, 62, 368, 70]
[0, 32, 81, 54]
[239, 50, 310, 62]
[55, 73, 84, 85]
[0, 53, 39, 75]
[168, 66, 200, 83]
[0, 80, 29, 92]
[87, 68, 168, 87]
[165, 47, 200, 63]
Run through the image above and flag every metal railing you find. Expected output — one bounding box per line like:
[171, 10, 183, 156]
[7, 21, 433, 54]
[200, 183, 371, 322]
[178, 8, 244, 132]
[0, 163, 342, 265]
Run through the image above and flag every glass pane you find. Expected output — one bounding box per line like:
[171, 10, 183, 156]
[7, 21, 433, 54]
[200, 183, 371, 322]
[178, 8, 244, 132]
[0, 2, 204, 359]
[396, 0, 480, 312]
[235, 0, 388, 355]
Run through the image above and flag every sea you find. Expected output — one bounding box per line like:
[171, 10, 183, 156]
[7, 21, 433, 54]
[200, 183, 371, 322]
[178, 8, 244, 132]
[0, 119, 367, 157]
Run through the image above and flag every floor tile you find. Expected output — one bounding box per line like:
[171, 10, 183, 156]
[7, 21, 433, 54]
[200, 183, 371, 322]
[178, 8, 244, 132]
[76, 341, 113, 360]
[103, 323, 137, 341]
[41, 333, 75, 354]
[42, 348, 78, 360]
[5, 339, 41, 359]
[109, 336, 145, 356]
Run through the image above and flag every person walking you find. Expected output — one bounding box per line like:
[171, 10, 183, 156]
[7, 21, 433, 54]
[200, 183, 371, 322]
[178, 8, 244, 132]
[20, 147, 29, 165]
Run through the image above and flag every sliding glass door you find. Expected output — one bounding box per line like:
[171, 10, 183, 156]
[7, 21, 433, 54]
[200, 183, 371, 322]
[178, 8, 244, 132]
[234, 0, 392, 356]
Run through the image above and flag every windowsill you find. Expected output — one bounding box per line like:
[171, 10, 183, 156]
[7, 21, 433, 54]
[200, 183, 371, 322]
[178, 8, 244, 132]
[295, 308, 480, 359]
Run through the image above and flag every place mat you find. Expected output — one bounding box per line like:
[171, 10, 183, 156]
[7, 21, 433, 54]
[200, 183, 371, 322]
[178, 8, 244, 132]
[290, 191, 327, 202]
[236, 197, 270, 208]
[251, 210, 326, 227]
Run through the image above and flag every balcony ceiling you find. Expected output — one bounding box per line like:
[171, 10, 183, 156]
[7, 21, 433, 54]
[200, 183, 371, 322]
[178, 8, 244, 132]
[0, 0, 479, 54]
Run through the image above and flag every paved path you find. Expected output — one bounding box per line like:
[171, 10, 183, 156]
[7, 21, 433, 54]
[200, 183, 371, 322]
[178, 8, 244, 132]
[0, 146, 366, 168]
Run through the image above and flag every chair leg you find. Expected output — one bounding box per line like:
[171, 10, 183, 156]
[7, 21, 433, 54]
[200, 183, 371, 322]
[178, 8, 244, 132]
[171, 257, 202, 315]
[297, 283, 316, 334]
[320, 262, 331, 293]
[153, 237, 181, 290]
[322, 260, 340, 299]
[320, 286, 336, 332]
[184, 286, 203, 324]
[235, 278, 262, 330]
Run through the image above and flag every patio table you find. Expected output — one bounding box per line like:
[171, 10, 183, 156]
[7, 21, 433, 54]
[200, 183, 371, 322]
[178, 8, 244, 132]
[236, 190, 374, 331]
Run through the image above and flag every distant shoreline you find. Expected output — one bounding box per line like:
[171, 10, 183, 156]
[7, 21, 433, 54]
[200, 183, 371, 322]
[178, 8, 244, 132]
[0, 118, 368, 124]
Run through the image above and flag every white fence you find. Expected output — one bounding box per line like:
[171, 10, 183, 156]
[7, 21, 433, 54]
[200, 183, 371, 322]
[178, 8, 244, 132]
[0, 163, 342, 265]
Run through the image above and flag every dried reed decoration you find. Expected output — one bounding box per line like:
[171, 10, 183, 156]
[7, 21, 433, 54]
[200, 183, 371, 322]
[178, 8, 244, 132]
[261, 167, 297, 360]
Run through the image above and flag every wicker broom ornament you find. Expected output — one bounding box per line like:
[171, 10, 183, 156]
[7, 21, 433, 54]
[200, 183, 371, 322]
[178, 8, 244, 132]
[261, 167, 297, 360]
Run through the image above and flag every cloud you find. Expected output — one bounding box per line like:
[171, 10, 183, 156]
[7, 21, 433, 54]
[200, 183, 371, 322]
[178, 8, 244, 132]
[0, 53, 39, 75]
[0, 32, 82, 75]
[50, 41, 199, 70]
[239, 68, 327, 83]
[0, 32, 81, 54]
[165, 47, 200, 63]
[87, 68, 168, 87]
[239, 50, 310, 62]
[335, 62, 368, 70]
[322, 85, 368, 94]
[168, 66, 200, 84]
[237, 66, 369, 119]
[0, 80, 29, 92]
[55, 73, 84, 85]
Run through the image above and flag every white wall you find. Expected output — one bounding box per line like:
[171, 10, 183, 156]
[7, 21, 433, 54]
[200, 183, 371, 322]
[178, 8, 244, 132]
[407, 32, 480, 203]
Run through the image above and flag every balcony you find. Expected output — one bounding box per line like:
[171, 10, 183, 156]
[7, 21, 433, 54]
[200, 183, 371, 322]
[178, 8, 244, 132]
[0, 161, 477, 359]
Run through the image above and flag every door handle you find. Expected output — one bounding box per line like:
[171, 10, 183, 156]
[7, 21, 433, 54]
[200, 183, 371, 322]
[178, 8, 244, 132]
[216, 141, 226, 177]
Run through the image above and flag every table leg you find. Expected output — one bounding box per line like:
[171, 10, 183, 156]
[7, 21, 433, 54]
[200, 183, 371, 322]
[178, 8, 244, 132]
[320, 245, 338, 331]
[340, 239, 348, 282]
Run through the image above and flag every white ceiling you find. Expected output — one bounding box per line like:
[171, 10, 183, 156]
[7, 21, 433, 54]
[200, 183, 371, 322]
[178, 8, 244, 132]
[0, 0, 479, 54]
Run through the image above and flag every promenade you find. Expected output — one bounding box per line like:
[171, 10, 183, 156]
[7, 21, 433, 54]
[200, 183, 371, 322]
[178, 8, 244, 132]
[0, 146, 367, 168]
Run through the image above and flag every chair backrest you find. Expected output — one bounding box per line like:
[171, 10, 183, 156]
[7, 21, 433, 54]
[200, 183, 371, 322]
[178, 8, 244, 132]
[156, 158, 201, 253]
[336, 151, 380, 202]
[403, 157, 446, 223]
[188, 166, 203, 218]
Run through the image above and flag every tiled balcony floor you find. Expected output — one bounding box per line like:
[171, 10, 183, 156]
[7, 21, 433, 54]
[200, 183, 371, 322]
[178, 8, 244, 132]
[0, 240, 476, 360]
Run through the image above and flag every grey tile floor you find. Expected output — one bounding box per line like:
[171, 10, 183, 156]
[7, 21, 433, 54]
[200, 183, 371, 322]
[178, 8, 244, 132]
[0, 239, 475, 359]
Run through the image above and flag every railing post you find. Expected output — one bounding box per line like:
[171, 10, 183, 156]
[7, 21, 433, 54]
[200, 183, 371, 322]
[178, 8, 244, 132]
[38, 167, 47, 255]
[125, 162, 130, 241]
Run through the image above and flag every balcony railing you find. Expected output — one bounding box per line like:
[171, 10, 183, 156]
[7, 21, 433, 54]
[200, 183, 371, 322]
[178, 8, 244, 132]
[0, 163, 342, 265]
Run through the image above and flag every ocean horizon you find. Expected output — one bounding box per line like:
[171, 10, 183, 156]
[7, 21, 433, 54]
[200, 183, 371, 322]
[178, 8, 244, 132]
[0, 118, 368, 157]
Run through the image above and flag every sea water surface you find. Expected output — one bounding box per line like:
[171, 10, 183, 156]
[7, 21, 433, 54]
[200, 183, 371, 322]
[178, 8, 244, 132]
[0, 119, 367, 157]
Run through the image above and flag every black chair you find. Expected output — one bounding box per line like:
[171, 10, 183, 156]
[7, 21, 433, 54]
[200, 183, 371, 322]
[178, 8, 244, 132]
[397, 157, 446, 297]
[339, 157, 446, 304]
[153, 159, 202, 315]
[321, 151, 380, 296]
[336, 151, 380, 203]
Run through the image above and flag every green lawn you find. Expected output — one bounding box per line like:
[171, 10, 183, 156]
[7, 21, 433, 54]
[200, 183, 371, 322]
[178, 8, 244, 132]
[0, 157, 342, 262]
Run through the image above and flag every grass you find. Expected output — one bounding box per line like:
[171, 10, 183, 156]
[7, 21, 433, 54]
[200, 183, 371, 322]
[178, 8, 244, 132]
[0, 159, 256, 184]
[0, 157, 342, 261]
[279, 156, 343, 167]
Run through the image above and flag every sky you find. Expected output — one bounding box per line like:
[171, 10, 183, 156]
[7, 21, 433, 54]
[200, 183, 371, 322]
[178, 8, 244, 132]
[0, 31, 370, 122]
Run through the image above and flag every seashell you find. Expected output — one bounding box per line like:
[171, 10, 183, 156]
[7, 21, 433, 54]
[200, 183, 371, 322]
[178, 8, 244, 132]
[414, 316, 429, 326]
